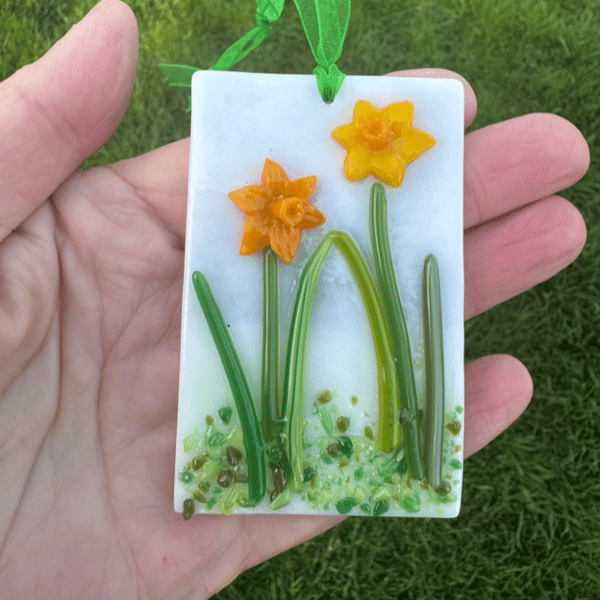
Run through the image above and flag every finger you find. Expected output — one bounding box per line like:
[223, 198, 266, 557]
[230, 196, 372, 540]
[464, 194, 586, 320]
[463, 354, 533, 457]
[0, 0, 138, 242]
[387, 68, 478, 128]
[464, 113, 590, 230]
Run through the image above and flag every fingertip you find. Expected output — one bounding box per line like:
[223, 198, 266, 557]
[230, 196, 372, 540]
[531, 113, 591, 184]
[503, 353, 534, 403]
[385, 68, 477, 128]
[74, 0, 139, 150]
[87, 0, 138, 30]
[553, 113, 590, 182]
[35, 0, 139, 155]
[547, 195, 588, 265]
[464, 354, 533, 457]
[482, 352, 534, 409]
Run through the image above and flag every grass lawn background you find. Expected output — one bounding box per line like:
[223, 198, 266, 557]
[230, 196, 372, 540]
[2, 0, 599, 598]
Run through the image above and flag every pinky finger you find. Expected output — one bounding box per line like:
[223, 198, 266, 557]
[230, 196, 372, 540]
[463, 354, 533, 457]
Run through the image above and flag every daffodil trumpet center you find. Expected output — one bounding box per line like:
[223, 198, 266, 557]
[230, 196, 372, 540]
[360, 117, 392, 152]
[270, 196, 305, 227]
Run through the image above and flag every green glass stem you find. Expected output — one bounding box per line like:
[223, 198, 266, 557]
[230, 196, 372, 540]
[192, 271, 267, 505]
[369, 183, 424, 480]
[282, 231, 399, 491]
[423, 254, 445, 489]
[261, 249, 280, 444]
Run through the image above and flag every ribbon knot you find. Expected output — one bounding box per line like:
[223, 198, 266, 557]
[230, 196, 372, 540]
[209, 0, 285, 71]
[313, 63, 345, 103]
[256, 7, 278, 29]
[256, 17, 273, 29]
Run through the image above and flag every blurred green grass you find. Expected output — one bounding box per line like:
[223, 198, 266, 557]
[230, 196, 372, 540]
[2, 0, 599, 598]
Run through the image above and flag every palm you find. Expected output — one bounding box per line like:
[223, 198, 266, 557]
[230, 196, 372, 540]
[2, 160, 341, 598]
[0, 2, 589, 599]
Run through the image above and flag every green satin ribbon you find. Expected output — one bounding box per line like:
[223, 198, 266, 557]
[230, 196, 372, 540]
[160, 0, 285, 89]
[292, 0, 350, 101]
[211, 0, 285, 70]
[160, 0, 350, 103]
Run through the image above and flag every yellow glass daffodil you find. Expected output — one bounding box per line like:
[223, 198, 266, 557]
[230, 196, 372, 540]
[228, 159, 326, 264]
[331, 100, 436, 187]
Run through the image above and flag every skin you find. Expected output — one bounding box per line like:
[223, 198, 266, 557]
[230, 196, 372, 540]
[0, 1, 589, 599]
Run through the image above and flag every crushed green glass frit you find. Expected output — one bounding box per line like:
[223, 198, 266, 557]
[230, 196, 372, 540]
[303, 466, 316, 483]
[337, 436, 353, 458]
[218, 406, 233, 424]
[317, 389, 333, 404]
[178, 470, 194, 483]
[191, 453, 208, 471]
[182, 498, 195, 520]
[183, 430, 199, 453]
[445, 420, 461, 435]
[336, 416, 350, 432]
[373, 501, 390, 517]
[318, 406, 334, 436]
[178, 394, 464, 515]
[336, 497, 359, 514]
[225, 445, 243, 466]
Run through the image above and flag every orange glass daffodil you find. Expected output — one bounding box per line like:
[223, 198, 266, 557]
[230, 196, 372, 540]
[228, 159, 326, 265]
[331, 100, 436, 187]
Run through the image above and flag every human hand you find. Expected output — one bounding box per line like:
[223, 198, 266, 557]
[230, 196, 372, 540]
[0, 1, 588, 598]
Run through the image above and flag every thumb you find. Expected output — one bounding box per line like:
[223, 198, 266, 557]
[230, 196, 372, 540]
[0, 0, 138, 242]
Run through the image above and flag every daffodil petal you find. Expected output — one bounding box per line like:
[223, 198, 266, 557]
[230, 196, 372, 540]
[369, 151, 406, 187]
[298, 201, 326, 229]
[261, 158, 289, 187]
[382, 101, 414, 127]
[289, 175, 317, 200]
[239, 212, 271, 255]
[353, 100, 379, 124]
[344, 144, 371, 181]
[269, 221, 300, 265]
[331, 123, 360, 149]
[393, 128, 436, 162]
[228, 185, 270, 215]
